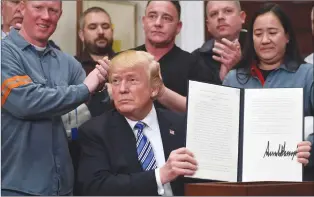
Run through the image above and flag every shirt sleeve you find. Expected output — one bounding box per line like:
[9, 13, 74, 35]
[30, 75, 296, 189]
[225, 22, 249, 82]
[1, 42, 90, 120]
[68, 54, 87, 85]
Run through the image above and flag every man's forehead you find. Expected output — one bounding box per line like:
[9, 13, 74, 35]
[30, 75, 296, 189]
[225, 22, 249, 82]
[112, 65, 144, 74]
[207, 1, 239, 10]
[85, 12, 111, 24]
[112, 70, 140, 77]
[146, 1, 178, 17]
[26, 0, 62, 8]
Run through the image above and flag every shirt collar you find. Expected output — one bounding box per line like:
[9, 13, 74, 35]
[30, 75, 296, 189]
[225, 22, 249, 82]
[2, 30, 7, 39]
[199, 39, 215, 53]
[8, 28, 31, 49]
[199, 30, 247, 53]
[7, 28, 55, 55]
[125, 105, 158, 131]
[134, 44, 179, 60]
[77, 48, 116, 64]
[251, 56, 299, 77]
[77, 48, 96, 64]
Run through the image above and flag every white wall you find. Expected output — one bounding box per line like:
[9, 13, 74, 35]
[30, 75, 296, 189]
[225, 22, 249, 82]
[179, 1, 205, 52]
[131, 0, 204, 52]
[50, 0, 205, 55]
[50, 1, 77, 56]
[132, 1, 146, 46]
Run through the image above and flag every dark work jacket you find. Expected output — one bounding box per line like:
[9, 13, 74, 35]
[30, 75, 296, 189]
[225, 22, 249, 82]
[191, 31, 247, 85]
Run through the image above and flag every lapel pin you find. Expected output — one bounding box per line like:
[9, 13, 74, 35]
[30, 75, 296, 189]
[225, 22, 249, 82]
[169, 129, 175, 135]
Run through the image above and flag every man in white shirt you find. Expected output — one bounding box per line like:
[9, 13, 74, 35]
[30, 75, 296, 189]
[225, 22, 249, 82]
[304, 6, 314, 64]
[76, 50, 198, 196]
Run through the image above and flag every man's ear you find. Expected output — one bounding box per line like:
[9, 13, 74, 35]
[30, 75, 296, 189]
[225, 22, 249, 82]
[240, 11, 246, 25]
[285, 33, 290, 44]
[151, 85, 159, 99]
[206, 18, 212, 35]
[151, 88, 158, 98]
[176, 21, 182, 36]
[78, 30, 84, 42]
[142, 16, 146, 28]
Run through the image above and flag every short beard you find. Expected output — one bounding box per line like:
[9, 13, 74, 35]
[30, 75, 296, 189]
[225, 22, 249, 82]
[84, 40, 113, 56]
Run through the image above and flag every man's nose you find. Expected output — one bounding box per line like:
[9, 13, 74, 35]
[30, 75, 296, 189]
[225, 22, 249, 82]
[217, 11, 226, 20]
[41, 9, 50, 20]
[16, 6, 22, 13]
[119, 81, 129, 93]
[154, 16, 163, 27]
[97, 26, 104, 34]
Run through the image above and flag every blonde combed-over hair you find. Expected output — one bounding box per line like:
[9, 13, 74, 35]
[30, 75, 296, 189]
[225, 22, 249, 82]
[107, 50, 163, 99]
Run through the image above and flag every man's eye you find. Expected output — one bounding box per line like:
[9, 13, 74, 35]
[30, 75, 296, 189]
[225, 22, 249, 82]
[49, 8, 58, 13]
[112, 79, 119, 84]
[102, 24, 110, 29]
[148, 14, 157, 19]
[210, 12, 217, 18]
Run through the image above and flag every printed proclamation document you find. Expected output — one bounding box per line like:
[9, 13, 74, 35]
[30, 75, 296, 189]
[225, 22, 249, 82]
[185, 80, 303, 182]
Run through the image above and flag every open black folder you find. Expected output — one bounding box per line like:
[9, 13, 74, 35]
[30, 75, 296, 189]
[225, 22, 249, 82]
[185, 80, 304, 182]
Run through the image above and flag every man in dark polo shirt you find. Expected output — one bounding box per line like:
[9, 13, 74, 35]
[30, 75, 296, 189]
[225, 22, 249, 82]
[154, 1, 246, 112]
[132, 0, 215, 109]
[75, 6, 115, 117]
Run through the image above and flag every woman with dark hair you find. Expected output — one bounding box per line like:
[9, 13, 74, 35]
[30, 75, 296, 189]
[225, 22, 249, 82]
[224, 3, 312, 115]
[223, 3, 314, 177]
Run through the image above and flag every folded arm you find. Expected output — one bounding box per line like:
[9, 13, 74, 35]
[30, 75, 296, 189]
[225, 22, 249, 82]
[1, 45, 90, 120]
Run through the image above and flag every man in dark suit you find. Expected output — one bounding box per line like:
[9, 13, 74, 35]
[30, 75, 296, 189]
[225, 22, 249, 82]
[76, 50, 198, 196]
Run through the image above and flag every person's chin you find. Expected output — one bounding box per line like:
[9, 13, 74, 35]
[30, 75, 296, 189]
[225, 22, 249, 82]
[150, 35, 166, 42]
[217, 31, 232, 38]
[36, 35, 50, 42]
[117, 104, 135, 113]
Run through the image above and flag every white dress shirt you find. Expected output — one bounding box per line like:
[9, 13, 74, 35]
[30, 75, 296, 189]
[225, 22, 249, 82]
[125, 105, 173, 196]
[2, 30, 7, 39]
[304, 53, 313, 64]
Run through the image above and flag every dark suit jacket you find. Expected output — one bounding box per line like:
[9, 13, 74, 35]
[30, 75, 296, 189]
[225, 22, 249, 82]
[76, 108, 187, 196]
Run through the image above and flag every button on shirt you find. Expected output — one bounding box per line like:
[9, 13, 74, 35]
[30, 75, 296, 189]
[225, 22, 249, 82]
[125, 105, 173, 196]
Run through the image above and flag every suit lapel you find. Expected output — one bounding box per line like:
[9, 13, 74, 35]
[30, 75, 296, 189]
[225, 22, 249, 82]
[156, 109, 178, 161]
[156, 109, 185, 196]
[109, 111, 142, 171]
